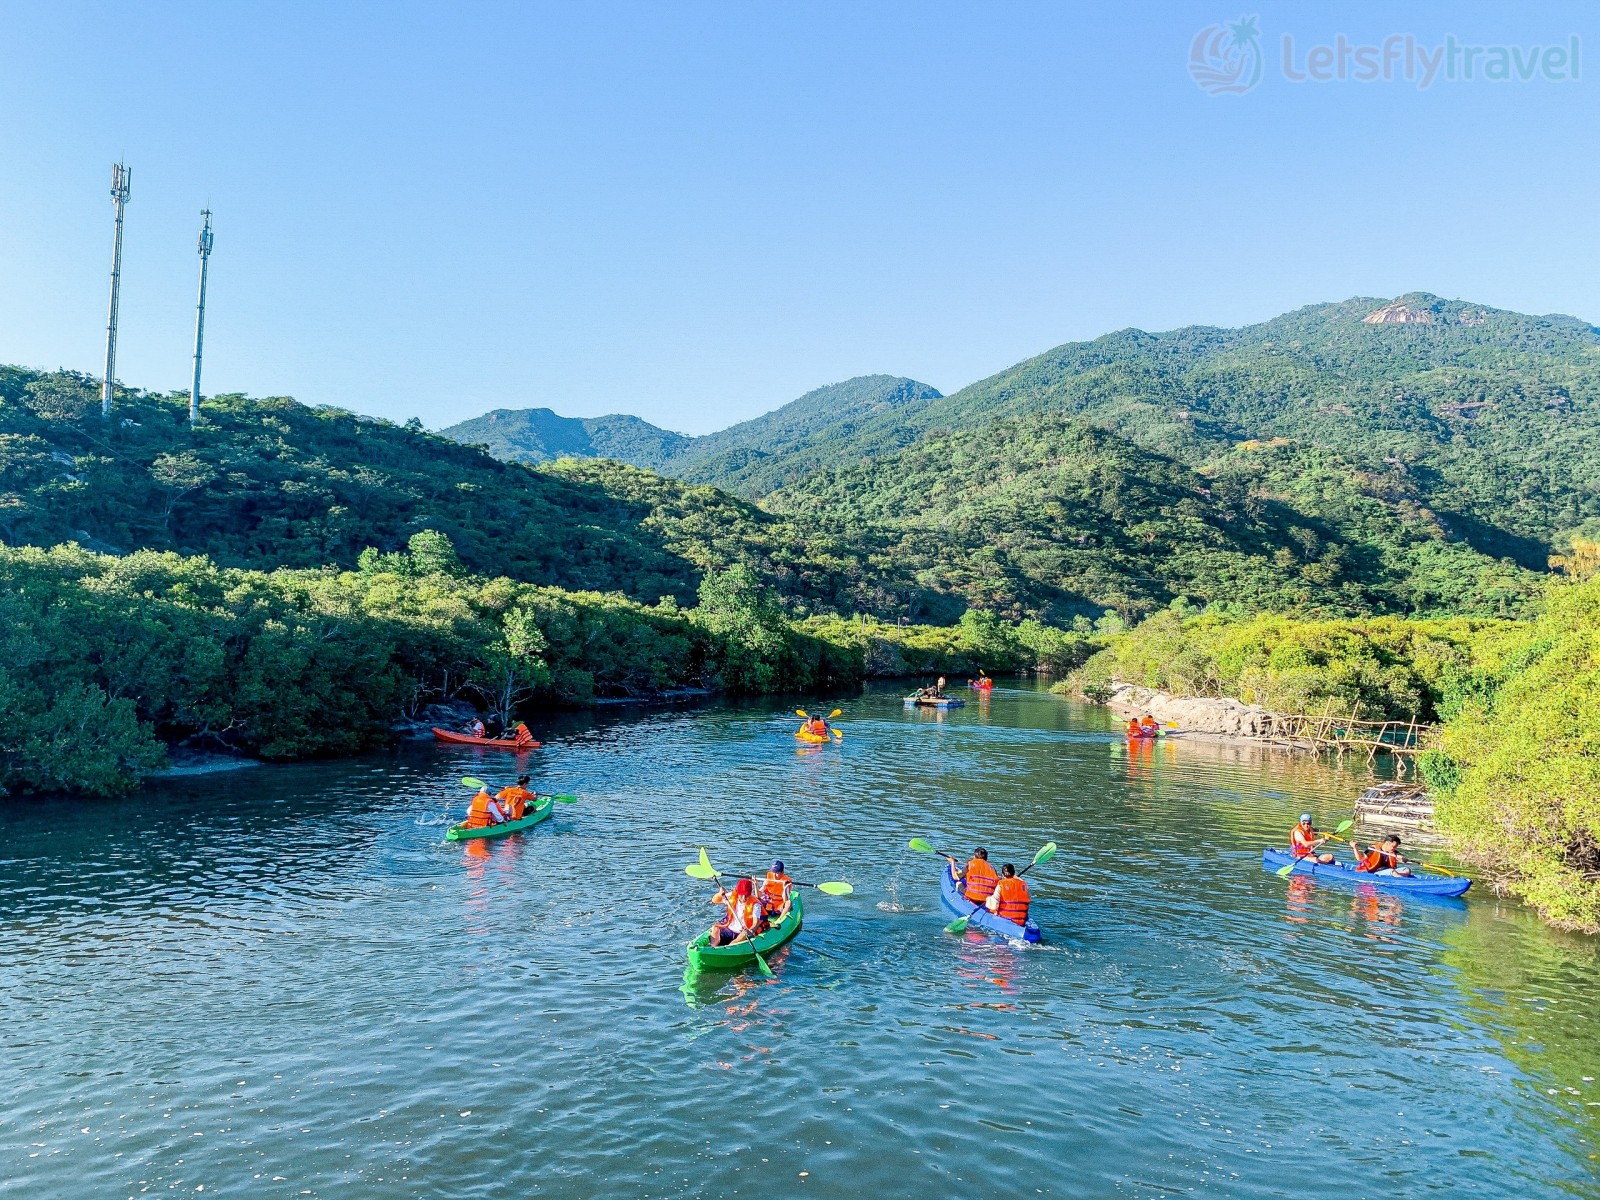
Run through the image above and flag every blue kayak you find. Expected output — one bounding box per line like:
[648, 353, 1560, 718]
[940, 863, 1041, 942]
[1262, 849, 1471, 897]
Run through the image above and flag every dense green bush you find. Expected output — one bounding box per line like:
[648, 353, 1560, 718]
[1429, 576, 1600, 930]
[1071, 603, 1517, 722]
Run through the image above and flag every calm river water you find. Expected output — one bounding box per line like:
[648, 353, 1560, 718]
[3, 682, 1598, 1199]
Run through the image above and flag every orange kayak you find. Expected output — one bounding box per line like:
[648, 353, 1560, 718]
[431, 727, 542, 750]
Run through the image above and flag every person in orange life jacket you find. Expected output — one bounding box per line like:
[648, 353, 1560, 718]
[1126, 717, 1146, 738]
[804, 716, 830, 738]
[1355, 833, 1414, 877]
[946, 848, 1000, 906]
[760, 861, 794, 920]
[986, 863, 1030, 926]
[708, 877, 767, 946]
[1139, 714, 1159, 736]
[512, 722, 533, 747]
[462, 786, 505, 829]
[469, 718, 486, 739]
[1290, 812, 1337, 864]
[496, 774, 537, 821]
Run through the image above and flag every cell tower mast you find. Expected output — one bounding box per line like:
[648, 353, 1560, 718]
[190, 209, 214, 424]
[101, 162, 132, 419]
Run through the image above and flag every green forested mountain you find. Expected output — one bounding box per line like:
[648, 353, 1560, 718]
[444, 294, 1600, 582]
[766, 417, 1538, 623]
[438, 407, 692, 471]
[0, 368, 943, 617]
[666, 375, 944, 496]
[441, 375, 944, 498]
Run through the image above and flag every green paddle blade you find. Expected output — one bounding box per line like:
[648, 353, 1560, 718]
[908, 838, 935, 853]
[698, 846, 714, 873]
[461, 776, 486, 789]
[1032, 841, 1058, 865]
[816, 882, 853, 896]
[944, 915, 971, 934]
[549, 794, 578, 803]
[753, 950, 775, 979]
[1276, 860, 1302, 877]
[685, 864, 717, 880]
[1333, 819, 1354, 835]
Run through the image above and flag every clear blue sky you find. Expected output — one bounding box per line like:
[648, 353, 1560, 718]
[2, 2, 1595, 433]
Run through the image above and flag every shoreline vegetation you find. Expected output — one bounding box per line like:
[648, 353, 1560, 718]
[1056, 571, 1600, 931]
[0, 536, 1087, 800]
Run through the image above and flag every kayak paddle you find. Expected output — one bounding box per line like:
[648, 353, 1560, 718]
[1274, 820, 1354, 876]
[685, 849, 774, 979]
[945, 842, 1055, 934]
[459, 776, 578, 803]
[908, 837, 956, 858]
[794, 881, 854, 895]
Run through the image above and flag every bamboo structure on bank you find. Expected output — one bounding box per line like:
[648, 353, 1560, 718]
[1255, 699, 1430, 775]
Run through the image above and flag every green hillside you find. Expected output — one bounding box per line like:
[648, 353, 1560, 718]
[766, 417, 1538, 623]
[438, 407, 691, 471]
[0, 368, 942, 617]
[668, 375, 944, 496]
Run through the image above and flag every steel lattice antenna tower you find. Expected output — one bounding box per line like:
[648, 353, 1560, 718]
[189, 209, 214, 424]
[101, 162, 132, 419]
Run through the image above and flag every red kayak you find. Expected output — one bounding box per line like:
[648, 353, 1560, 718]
[431, 728, 542, 750]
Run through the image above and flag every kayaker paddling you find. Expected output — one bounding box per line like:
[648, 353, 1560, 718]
[462, 785, 506, 830]
[708, 878, 769, 946]
[946, 848, 1000, 907]
[1290, 813, 1337, 864]
[496, 775, 537, 820]
[760, 861, 794, 921]
[985, 863, 1030, 926]
[469, 718, 487, 739]
[1355, 834, 1415, 877]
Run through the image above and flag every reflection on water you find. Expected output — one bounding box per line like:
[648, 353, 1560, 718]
[1, 682, 1597, 1199]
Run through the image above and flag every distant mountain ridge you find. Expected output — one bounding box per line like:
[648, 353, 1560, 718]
[438, 408, 692, 471]
[444, 293, 1600, 568]
[439, 374, 943, 497]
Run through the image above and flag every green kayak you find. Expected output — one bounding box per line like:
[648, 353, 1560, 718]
[685, 891, 804, 972]
[445, 797, 554, 841]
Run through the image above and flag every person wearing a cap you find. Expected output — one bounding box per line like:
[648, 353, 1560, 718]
[1290, 813, 1337, 864]
[760, 860, 794, 920]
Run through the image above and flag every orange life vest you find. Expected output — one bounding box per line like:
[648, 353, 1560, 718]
[1358, 848, 1400, 873]
[1127, 719, 1144, 738]
[806, 719, 828, 736]
[963, 857, 999, 904]
[761, 871, 792, 911]
[1140, 718, 1158, 735]
[497, 786, 535, 820]
[717, 892, 764, 935]
[513, 723, 532, 745]
[1290, 825, 1319, 858]
[463, 789, 496, 829]
[990, 876, 1030, 925]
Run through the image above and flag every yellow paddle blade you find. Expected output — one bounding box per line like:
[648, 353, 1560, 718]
[795, 709, 809, 719]
[698, 846, 714, 873]
[828, 709, 842, 718]
[685, 864, 717, 880]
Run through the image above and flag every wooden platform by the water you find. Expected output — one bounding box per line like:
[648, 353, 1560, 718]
[1255, 703, 1430, 774]
[1354, 780, 1435, 829]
